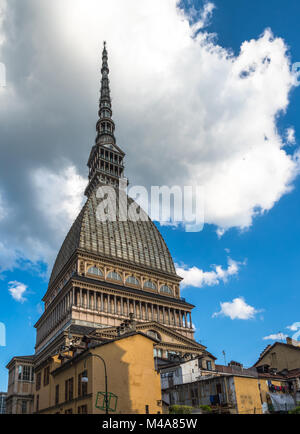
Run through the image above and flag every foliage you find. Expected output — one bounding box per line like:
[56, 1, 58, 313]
[169, 405, 194, 414]
[288, 406, 300, 414]
[198, 405, 212, 413]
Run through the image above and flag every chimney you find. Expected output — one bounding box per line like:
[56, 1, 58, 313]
[286, 337, 300, 347]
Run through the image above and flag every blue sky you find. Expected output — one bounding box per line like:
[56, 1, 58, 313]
[0, 0, 300, 391]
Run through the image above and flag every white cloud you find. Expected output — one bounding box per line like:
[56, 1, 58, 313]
[286, 127, 296, 145]
[0, 0, 299, 272]
[31, 165, 86, 239]
[177, 257, 242, 288]
[286, 322, 300, 331]
[8, 280, 28, 303]
[263, 333, 288, 341]
[213, 297, 259, 320]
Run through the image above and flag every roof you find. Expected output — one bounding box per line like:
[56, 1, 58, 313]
[69, 324, 98, 336]
[257, 372, 287, 380]
[51, 331, 158, 376]
[6, 355, 35, 369]
[49, 189, 177, 288]
[254, 341, 300, 367]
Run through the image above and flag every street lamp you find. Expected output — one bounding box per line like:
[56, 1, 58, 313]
[82, 352, 109, 414]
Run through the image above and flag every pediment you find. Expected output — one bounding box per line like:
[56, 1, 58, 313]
[135, 322, 205, 350]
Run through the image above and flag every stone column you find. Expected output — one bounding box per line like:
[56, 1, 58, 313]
[94, 292, 97, 310]
[139, 301, 142, 319]
[189, 312, 193, 329]
[80, 288, 82, 307]
[168, 308, 171, 325]
[72, 287, 75, 306]
[184, 312, 187, 328]
[151, 304, 154, 321]
[127, 298, 130, 315]
[101, 293, 104, 311]
[133, 300, 136, 317]
[121, 298, 124, 315]
[114, 295, 117, 314]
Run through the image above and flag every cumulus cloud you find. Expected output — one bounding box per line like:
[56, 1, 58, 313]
[286, 127, 296, 145]
[263, 333, 288, 341]
[286, 322, 300, 331]
[0, 0, 299, 273]
[8, 280, 27, 303]
[177, 257, 242, 288]
[213, 297, 259, 320]
[31, 165, 86, 238]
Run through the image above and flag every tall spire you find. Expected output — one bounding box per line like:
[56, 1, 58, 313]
[85, 42, 125, 197]
[95, 41, 115, 145]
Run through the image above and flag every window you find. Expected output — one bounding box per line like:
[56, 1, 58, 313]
[21, 400, 27, 414]
[206, 360, 212, 371]
[145, 405, 149, 414]
[126, 276, 140, 286]
[43, 366, 50, 386]
[160, 285, 172, 295]
[87, 266, 103, 277]
[107, 271, 122, 281]
[78, 372, 88, 397]
[36, 395, 39, 413]
[22, 365, 31, 381]
[36, 372, 41, 391]
[17, 365, 34, 382]
[216, 383, 222, 394]
[78, 405, 88, 414]
[144, 281, 157, 291]
[65, 378, 74, 402]
[65, 409, 73, 414]
[55, 385, 59, 405]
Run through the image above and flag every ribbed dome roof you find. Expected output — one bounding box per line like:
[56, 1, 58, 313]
[49, 189, 177, 287]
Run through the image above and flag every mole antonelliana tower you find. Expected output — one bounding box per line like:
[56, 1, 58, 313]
[8, 46, 210, 405]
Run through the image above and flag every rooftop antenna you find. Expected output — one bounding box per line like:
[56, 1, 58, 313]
[222, 350, 227, 366]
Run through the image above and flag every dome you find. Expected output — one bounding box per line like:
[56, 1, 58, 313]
[49, 188, 177, 287]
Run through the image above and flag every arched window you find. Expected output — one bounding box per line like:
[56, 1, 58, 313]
[107, 271, 122, 282]
[87, 266, 103, 277]
[160, 285, 172, 295]
[126, 276, 140, 286]
[144, 280, 157, 291]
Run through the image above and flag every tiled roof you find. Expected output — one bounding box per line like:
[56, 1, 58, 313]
[254, 341, 300, 367]
[49, 189, 177, 287]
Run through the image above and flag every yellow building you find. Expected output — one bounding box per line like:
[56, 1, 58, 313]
[254, 337, 300, 372]
[34, 329, 162, 414]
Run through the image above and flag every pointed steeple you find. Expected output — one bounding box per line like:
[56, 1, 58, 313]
[85, 42, 125, 197]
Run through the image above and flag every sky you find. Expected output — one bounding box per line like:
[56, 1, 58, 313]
[0, 0, 300, 390]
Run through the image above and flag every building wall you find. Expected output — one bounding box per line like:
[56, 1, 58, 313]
[35, 334, 162, 414]
[233, 377, 263, 414]
[160, 357, 216, 389]
[91, 334, 162, 414]
[257, 344, 300, 371]
[258, 378, 285, 407]
[6, 359, 35, 414]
